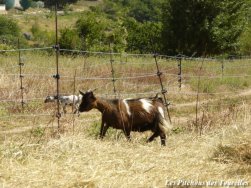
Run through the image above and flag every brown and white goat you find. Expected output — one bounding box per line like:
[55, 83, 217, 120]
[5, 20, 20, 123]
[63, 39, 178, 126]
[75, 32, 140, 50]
[79, 90, 172, 146]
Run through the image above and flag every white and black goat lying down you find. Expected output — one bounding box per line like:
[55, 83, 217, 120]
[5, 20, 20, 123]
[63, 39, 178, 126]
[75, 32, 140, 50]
[44, 95, 82, 114]
[79, 90, 172, 146]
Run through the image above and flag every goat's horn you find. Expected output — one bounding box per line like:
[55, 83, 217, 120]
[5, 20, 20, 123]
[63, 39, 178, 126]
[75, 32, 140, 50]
[79, 90, 85, 95]
[87, 88, 97, 93]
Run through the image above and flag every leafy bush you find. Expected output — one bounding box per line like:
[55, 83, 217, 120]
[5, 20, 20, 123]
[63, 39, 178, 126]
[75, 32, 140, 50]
[30, 22, 55, 47]
[96, 0, 164, 22]
[0, 16, 28, 48]
[0, 43, 14, 56]
[104, 23, 127, 52]
[126, 0, 163, 22]
[124, 18, 162, 53]
[239, 25, 251, 55]
[43, 0, 78, 9]
[59, 28, 81, 50]
[76, 12, 106, 50]
[75, 12, 127, 52]
[0, 16, 20, 36]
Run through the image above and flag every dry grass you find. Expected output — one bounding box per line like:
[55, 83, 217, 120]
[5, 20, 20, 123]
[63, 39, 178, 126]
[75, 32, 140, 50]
[213, 142, 251, 165]
[0, 112, 250, 187]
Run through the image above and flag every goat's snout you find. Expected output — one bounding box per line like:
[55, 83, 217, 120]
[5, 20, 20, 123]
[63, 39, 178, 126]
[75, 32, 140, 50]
[44, 96, 55, 103]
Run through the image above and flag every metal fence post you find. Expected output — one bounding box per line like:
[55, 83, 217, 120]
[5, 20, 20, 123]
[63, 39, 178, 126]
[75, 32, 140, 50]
[221, 59, 224, 79]
[109, 43, 117, 97]
[18, 39, 25, 110]
[177, 57, 182, 90]
[153, 54, 172, 123]
[53, 1, 61, 129]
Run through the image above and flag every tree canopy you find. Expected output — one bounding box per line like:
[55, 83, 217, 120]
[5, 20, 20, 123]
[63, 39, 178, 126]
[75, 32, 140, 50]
[41, 0, 78, 9]
[161, 0, 249, 56]
[3, 0, 250, 56]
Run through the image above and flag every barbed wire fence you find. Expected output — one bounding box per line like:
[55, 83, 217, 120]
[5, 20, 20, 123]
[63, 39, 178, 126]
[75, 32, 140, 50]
[1, 6, 251, 136]
[1, 46, 251, 135]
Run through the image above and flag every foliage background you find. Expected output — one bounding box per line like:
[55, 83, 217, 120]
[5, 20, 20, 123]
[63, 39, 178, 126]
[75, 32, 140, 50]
[0, 0, 251, 56]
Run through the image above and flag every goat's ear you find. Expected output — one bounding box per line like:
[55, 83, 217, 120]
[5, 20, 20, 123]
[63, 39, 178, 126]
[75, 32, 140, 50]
[89, 91, 96, 99]
[79, 90, 85, 95]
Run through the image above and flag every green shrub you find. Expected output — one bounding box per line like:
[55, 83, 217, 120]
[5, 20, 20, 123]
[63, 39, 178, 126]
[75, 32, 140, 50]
[76, 12, 106, 51]
[43, 0, 78, 9]
[59, 28, 81, 50]
[31, 22, 55, 47]
[239, 25, 251, 55]
[0, 16, 20, 36]
[124, 18, 162, 53]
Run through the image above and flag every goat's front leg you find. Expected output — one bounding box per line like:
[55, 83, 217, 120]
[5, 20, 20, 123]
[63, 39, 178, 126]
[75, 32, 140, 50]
[73, 105, 80, 116]
[63, 104, 67, 114]
[123, 129, 131, 141]
[147, 132, 159, 143]
[100, 121, 109, 139]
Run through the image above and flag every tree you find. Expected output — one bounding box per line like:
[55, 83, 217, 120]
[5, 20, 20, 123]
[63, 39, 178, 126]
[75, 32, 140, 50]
[97, 0, 164, 22]
[103, 21, 128, 52]
[211, 1, 249, 53]
[127, 0, 163, 22]
[239, 0, 251, 55]
[0, 16, 27, 48]
[20, 0, 32, 10]
[124, 18, 162, 53]
[41, 0, 78, 9]
[161, 0, 248, 56]
[0, 16, 20, 36]
[239, 26, 251, 55]
[76, 12, 106, 51]
[74, 12, 128, 52]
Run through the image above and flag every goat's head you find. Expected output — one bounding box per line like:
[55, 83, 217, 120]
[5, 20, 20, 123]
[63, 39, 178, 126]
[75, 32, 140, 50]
[44, 96, 55, 103]
[78, 90, 97, 112]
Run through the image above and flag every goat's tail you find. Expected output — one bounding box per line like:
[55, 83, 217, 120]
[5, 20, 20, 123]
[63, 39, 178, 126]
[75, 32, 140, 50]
[158, 116, 173, 135]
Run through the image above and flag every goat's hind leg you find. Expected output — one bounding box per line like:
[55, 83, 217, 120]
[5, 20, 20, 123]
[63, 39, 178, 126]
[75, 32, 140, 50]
[63, 105, 67, 114]
[159, 131, 166, 146]
[147, 131, 159, 143]
[100, 122, 109, 139]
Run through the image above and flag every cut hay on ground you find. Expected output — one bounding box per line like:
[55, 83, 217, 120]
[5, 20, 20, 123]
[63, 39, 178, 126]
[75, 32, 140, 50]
[0, 117, 250, 187]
